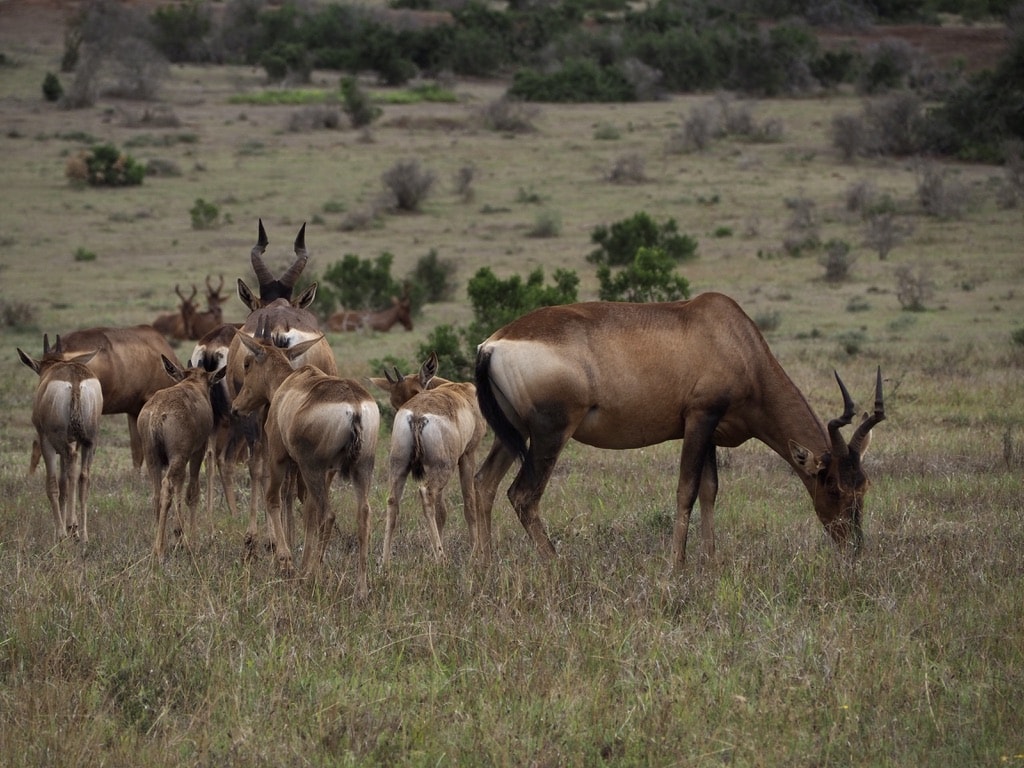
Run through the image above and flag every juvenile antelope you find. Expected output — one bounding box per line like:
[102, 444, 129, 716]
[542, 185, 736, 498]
[232, 330, 379, 599]
[474, 292, 885, 568]
[18, 343, 103, 543]
[370, 352, 486, 567]
[138, 356, 226, 560]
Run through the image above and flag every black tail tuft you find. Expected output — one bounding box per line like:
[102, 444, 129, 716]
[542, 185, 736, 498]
[475, 345, 527, 462]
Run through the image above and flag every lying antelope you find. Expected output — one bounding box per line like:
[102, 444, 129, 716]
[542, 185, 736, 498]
[474, 292, 886, 568]
[37, 326, 181, 469]
[138, 356, 226, 560]
[370, 352, 487, 566]
[153, 284, 198, 341]
[232, 331, 379, 599]
[190, 274, 228, 340]
[327, 292, 413, 333]
[18, 342, 103, 543]
[225, 219, 338, 554]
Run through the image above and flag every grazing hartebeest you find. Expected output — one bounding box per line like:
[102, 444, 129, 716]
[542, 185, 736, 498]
[40, 326, 182, 469]
[17, 344, 103, 543]
[138, 356, 226, 560]
[326, 292, 414, 333]
[474, 292, 886, 568]
[370, 352, 486, 566]
[153, 284, 199, 341]
[190, 274, 228, 340]
[232, 331, 379, 599]
[225, 220, 338, 555]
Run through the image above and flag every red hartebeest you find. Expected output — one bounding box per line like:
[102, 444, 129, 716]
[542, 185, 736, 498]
[473, 293, 886, 568]
[327, 290, 413, 333]
[18, 342, 103, 543]
[39, 326, 182, 469]
[153, 284, 199, 341]
[370, 352, 486, 566]
[232, 331, 379, 599]
[225, 220, 338, 556]
[138, 356, 226, 559]
[190, 274, 228, 340]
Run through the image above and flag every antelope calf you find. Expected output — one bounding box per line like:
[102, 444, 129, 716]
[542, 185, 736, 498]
[138, 356, 226, 560]
[232, 331, 379, 600]
[18, 345, 103, 543]
[370, 353, 486, 567]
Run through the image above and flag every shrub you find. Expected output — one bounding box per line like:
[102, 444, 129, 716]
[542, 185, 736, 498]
[42, 72, 63, 102]
[150, 0, 212, 63]
[315, 252, 405, 314]
[895, 265, 934, 311]
[287, 104, 341, 132]
[606, 153, 646, 184]
[831, 112, 868, 162]
[864, 92, 924, 156]
[916, 162, 968, 219]
[863, 211, 913, 260]
[465, 266, 579, 345]
[819, 239, 857, 282]
[73, 247, 97, 262]
[189, 198, 220, 230]
[858, 39, 915, 94]
[589, 212, 697, 267]
[409, 249, 457, 304]
[597, 246, 691, 302]
[754, 309, 782, 332]
[381, 159, 436, 212]
[476, 97, 539, 134]
[1012, 327, 1024, 347]
[340, 77, 381, 129]
[0, 299, 37, 330]
[528, 210, 562, 238]
[66, 143, 145, 186]
[453, 165, 475, 203]
[507, 58, 635, 103]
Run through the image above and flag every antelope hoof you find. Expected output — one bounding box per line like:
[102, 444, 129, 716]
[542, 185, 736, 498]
[243, 531, 259, 560]
[278, 558, 296, 578]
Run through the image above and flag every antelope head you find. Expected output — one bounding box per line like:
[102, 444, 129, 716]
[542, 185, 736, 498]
[369, 351, 438, 410]
[231, 326, 325, 416]
[789, 367, 885, 553]
[205, 274, 226, 311]
[236, 219, 317, 312]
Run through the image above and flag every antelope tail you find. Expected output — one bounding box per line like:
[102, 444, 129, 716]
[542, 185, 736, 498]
[410, 415, 428, 480]
[475, 346, 528, 463]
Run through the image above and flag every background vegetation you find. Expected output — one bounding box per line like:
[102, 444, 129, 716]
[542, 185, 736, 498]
[1, 0, 1022, 764]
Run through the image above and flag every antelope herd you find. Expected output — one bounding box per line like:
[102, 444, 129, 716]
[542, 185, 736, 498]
[16, 220, 887, 599]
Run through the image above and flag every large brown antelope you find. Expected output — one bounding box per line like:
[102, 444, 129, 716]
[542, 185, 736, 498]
[138, 356, 226, 560]
[474, 292, 886, 568]
[190, 274, 228, 340]
[232, 330, 379, 599]
[153, 284, 199, 341]
[225, 220, 338, 554]
[370, 352, 486, 567]
[326, 291, 413, 333]
[39, 326, 182, 469]
[18, 342, 103, 544]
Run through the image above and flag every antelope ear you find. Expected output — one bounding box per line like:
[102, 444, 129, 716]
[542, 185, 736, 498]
[855, 412, 874, 455]
[292, 282, 317, 309]
[210, 367, 227, 386]
[237, 279, 260, 312]
[161, 354, 185, 382]
[368, 377, 391, 393]
[789, 440, 825, 476]
[17, 348, 42, 374]
[419, 351, 438, 388]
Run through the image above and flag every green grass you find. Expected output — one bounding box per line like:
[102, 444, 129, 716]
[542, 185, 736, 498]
[1, 18, 1023, 767]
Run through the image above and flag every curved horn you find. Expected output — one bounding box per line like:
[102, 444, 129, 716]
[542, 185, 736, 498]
[828, 370, 856, 458]
[250, 218, 273, 288]
[43, 333, 52, 355]
[279, 223, 309, 290]
[849, 367, 886, 454]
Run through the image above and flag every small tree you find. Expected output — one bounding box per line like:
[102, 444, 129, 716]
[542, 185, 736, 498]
[819, 239, 857, 282]
[315, 252, 404, 315]
[340, 76, 381, 129]
[42, 72, 63, 102]
[588, 212, 697, 267]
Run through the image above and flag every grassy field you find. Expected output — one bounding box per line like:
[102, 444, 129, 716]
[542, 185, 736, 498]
[2, 7, 1024, 766]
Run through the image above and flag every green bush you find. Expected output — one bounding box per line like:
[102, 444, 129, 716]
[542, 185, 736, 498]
[416, 324, 476, 382]
[42, 72, 63, 102]
[150, 0, 212, 63]
[597, 246, 691, 302]
[340, 76, 381, 129]
[466, 266, 579, 344]
[315, 252, 405, 315]
[189, 198, 220, 230]
[65, 143, 145, 187]
[73, 247, 97, 262]
[409, 249, 457, 304]
[508, 58, 635, 103]
[588, 212, 698, 267]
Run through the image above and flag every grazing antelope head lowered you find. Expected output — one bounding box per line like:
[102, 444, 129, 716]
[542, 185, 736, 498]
[473, 292, 886, 569]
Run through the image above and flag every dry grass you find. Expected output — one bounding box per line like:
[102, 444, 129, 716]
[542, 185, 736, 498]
[1, 13, 1023, 767]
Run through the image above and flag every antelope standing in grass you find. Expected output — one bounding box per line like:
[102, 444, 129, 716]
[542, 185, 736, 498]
[370, 352, 487, 567]
[153, 284, 199, 341]
[327, 290, 413, 333]
[138, 356, 226, 560]
[18, 341, 103, 544]
[189, 322, 249, 524]
[474, 292, 886, 568]
[225, 219, 338, 555]
[38, 326, 182, 469]
[232, 330, 379, 599]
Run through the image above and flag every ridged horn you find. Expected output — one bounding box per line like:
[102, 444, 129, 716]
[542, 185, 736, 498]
[828, 370, 856, 458]
[849, 367, 886, 454]
[250, 218, 273, 288]
[279, 223, 309, 290]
